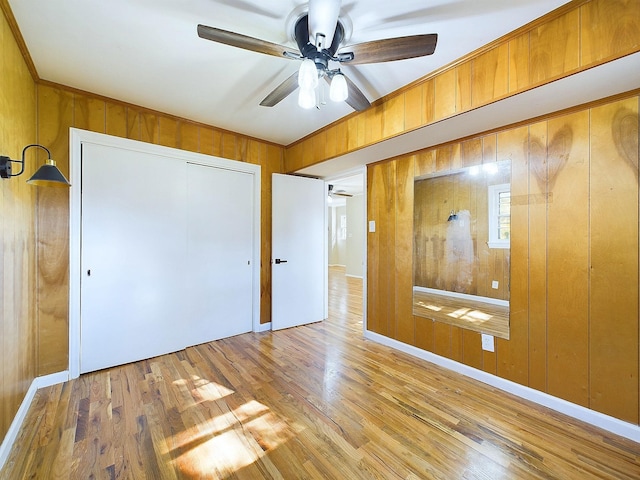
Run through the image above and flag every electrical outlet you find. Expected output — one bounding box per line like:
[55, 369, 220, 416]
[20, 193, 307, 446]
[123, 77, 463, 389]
[491, 280, 499, 289]
[481, 334, 495, 352]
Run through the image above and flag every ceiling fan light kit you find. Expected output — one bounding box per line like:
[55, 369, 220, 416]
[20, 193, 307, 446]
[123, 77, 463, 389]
[197, 0, 438, 112]
[298, 84, 317, 109]
[329, 72, 348, 102]
[298, 58, 319, 88]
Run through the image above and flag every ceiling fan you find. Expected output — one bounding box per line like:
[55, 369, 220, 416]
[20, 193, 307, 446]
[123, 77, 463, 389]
[328, 184, 353, 197]
[197, 0, 437, 111]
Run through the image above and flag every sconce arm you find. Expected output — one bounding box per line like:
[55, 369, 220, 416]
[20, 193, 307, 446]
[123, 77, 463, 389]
[0, 144, 53, 179]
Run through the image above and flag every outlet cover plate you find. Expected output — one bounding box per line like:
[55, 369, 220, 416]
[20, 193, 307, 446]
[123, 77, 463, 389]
[481, 333, 495, 352]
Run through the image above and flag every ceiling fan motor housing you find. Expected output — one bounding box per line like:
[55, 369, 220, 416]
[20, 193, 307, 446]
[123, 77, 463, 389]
[295, 15, 344, 75]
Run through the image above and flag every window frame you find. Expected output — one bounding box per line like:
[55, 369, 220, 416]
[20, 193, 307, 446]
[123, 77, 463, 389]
[488, 183, 510, 249]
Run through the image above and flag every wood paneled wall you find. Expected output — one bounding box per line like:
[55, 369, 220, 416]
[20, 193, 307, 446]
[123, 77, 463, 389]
[0, 5, 37, 446]
[35, 83, 285, 376]
[367, 93, 640, 425]
[285, 0, 640, 172]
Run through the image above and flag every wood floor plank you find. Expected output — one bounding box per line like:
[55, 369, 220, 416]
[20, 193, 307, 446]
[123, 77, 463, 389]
[2, 266, 639, 479]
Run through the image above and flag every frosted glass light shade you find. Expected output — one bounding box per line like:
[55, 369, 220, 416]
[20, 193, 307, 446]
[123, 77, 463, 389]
[298, 85, 316, 109]
[330, 73, 348, 102]
[298, 59, 318, 88]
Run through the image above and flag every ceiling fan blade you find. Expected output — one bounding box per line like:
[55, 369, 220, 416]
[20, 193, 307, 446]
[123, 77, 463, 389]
[197, 24, 299, 59]
[324, 74, 370, 111]
[308, 0, 341, 48]
[260, 71, 299, 107]
[339, 34, 438, 65]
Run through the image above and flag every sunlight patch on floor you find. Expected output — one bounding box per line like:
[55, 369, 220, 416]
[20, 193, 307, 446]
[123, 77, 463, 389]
[172, 375, 235, 403]
[165, 398, 295, 477]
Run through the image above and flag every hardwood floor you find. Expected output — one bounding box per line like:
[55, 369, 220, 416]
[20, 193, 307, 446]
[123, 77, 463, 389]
[2, 266, 640, 479]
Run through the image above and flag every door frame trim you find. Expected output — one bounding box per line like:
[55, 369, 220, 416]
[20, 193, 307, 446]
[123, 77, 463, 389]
[69, 128, 261, 379]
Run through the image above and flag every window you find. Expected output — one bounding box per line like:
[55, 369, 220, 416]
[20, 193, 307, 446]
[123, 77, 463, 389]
[488, 183, 510, 249]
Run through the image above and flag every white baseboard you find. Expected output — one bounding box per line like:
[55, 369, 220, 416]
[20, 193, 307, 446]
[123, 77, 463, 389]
[256, 322, 272, 333]
[0, 371, 69, 470]
[364, 331, 640, 444]
[345, 274, 363, 279]
[33, 370, 70, 389]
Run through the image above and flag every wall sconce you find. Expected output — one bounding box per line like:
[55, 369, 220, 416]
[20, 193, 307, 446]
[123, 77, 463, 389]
[0, 144, 70, 187]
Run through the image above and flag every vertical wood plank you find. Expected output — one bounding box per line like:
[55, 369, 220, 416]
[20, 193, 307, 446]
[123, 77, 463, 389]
[394, 157, 414, 344]
[414, 150, 436, 177]
[589, 98, 639, 423]
[198, 126, 213, 155]
[335, 120, 348, 156]
[346, 116, 358, 152]
[382, 94, 404, 139]
[404, 85, 423, 131]
[105, 102, 127, 138]
[433, 323, 452, 358]
[527, 121, 548, 392]
[546, 111, 590, 407]
[422, 78, 435, 126]
[456, 62, 472, 113]
[140, 111, 158, 144]
[73, 94, 105, 133]
[434, 69, 456, 121]
[450, 327, 463, 362]
[496, 126, 529, 385]
[179, 122, 199, 153]
[158, 116, 178, 149]
[365, 106, 383, 146]
[36, 84, 72, 375]
[126, 107, 140, 140]
[461, 138, 482, 168]
[415, 316, 435, 352]
[530, 9, 580, 84]
[509, 33, 530, 93]
[462, 330, 483, 370]
[580, 0, 640, 66]
[325, 125, 337, 160]
[212, 130, 223, 157]
[221, 132, 238, 160]
[367, 164, 383, 335]
[367, 161, 395, 336]
[472, 43, 509, 107]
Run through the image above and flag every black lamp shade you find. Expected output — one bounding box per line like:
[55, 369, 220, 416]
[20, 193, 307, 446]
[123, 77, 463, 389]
[27, 159, 71, 187]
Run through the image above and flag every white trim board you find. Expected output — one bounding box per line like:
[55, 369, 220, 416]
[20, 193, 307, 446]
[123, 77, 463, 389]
[413, 286, 509, 307]
[257, 322, 272, 333]
[0, 371, 70, 470]
[364, 331, 640, 444]
[69, 128, 261, 379]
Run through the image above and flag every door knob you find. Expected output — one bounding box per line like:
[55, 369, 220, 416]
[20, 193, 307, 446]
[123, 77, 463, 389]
[274, 259, 288, 264]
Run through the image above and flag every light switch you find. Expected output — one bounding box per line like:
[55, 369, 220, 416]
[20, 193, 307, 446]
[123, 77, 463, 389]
[369, 220, 376, 233]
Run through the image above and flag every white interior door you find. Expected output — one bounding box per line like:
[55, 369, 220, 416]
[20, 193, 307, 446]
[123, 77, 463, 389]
[184, 163, 254, 345]
[272, 173, 327, 330]
[80, 143, 188, 373]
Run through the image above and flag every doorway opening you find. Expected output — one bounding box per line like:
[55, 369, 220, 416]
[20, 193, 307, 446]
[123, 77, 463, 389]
[325, 171, 365, 332]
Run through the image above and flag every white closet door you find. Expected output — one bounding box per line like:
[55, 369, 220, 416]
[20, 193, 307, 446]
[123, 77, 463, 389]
[80, 143, 188, 373]
[184, 163, 254, 345]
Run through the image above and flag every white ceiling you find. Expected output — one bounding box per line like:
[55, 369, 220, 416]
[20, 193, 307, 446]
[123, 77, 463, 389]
[9, 0, 570, 146]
